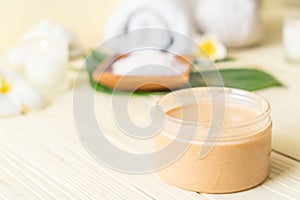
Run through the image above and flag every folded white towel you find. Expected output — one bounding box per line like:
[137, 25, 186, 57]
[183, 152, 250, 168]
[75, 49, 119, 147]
[194, 0, 263, 48]
[104, 0, 191, 54]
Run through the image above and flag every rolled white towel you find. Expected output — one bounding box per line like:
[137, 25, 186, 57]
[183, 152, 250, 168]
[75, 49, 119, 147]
[194, 0, 263, 48]
[104, 0, 191, 54]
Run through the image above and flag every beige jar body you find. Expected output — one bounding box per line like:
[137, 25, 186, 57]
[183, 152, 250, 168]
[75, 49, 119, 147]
[154, 87, 272, 194]
[156, 125, 271, 193]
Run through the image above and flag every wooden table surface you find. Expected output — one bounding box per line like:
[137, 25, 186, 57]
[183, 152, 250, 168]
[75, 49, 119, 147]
[1, 6, 300, 200]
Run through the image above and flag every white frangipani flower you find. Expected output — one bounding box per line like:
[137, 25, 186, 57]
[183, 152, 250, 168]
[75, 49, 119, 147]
[196, 34, 227, 62]
[0, 69, 45, 117]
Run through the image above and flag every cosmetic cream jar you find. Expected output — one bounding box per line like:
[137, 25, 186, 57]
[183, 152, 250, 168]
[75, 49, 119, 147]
[155, 87, 272, 193]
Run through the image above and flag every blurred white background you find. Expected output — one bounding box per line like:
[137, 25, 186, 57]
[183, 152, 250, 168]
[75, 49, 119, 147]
[0, 0, 299, 54]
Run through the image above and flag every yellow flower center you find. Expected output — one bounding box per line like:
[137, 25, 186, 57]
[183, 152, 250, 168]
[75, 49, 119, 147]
[199, 39, 217, 59]
[0, 77, 11, 94]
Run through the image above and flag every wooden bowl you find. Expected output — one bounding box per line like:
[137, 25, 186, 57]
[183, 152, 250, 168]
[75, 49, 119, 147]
[92, 54, 192, 91]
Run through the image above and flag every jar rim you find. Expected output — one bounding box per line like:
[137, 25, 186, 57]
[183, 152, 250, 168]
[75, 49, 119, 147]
[156, 87, 271, 130]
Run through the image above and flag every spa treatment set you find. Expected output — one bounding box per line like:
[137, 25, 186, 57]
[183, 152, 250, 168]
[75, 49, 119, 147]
[89, 48, 274, 193]
[1, 0, 287, 194]
[86, 0, 282, 194]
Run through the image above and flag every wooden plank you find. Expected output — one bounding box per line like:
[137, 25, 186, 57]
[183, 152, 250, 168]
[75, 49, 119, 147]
[1, 82, 299, 199]
[0, 122, 152, 199]
[0, 168, 39, 200]
[0, 73, 299, 199]
[0, 108, 206, 199]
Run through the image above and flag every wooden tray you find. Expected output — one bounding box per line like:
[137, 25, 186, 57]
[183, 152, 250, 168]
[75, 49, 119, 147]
[92, 54, 192, 91]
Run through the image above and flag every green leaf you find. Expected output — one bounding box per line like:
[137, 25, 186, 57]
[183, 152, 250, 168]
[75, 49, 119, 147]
[215, 57, 235, 63]
[193, 57, 235, 65]
[86, 50, 283, 94]
[88, 72, 114, 94]
[85, 51, 107, 72]
[190, 68, 283, 91]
